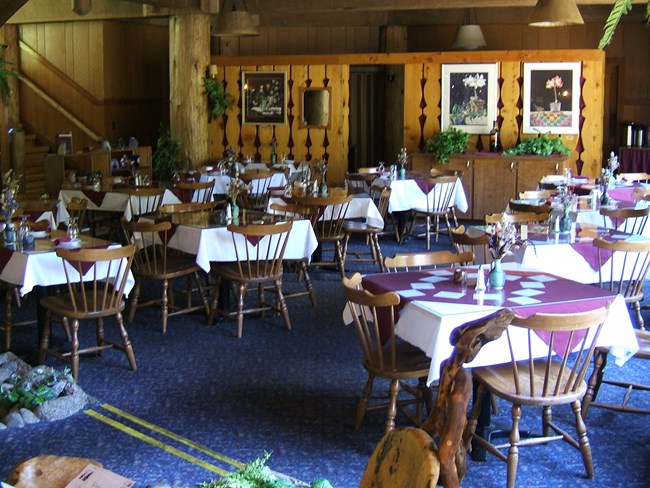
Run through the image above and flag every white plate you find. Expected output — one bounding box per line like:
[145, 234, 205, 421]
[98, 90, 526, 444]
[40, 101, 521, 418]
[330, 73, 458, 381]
[31, 230, 49, 238]
[57, 238, 82, 249]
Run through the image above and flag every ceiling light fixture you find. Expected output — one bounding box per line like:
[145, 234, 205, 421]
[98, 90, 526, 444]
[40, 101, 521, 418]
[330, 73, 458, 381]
[212, 0, 259, 37]
[529, 0, 584, 27]
[452, 8, 487, 51]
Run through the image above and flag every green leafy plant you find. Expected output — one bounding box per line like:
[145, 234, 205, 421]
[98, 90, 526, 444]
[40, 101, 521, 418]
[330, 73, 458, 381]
[424, 127, 471, 163]
[199, 452, 333, 488]
[599, 1, 650, 49]
[153, 124, 183, 183]
[0, 366, 74, 411]
[503, 133, 571, 157]
[204, 77, 233, 120]
[0, 57, 19, 101]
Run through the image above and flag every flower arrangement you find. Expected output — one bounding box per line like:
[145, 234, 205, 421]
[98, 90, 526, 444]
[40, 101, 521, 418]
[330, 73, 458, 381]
[545, 75, 563, 103]
[1, 169, 20, 220]
[487, 220, 527, 260]
[397, 147, 408, 168]
[226, 178, 252, 204]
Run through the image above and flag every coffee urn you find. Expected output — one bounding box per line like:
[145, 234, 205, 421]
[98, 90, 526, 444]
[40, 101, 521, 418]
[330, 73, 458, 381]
[624, 122, 635, 147]
[634, 125, 646, 148]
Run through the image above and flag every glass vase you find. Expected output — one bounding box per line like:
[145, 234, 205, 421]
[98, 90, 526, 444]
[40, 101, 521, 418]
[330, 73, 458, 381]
[488, 258, 506, 290]
[560, 210, 572, 233]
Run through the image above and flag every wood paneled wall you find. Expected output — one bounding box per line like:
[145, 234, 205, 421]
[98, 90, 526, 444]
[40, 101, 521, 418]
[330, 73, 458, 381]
[214, 49, 604, 183]
[212, 62, 350, 185]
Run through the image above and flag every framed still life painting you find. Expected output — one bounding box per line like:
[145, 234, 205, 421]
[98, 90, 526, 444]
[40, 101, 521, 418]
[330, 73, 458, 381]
[242, 71, 287, 125]
[441, 63, 499, 135]
[523, 62, 581, 134]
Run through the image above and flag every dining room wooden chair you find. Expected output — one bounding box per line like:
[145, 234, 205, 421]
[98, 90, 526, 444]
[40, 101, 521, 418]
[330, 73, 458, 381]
[359, 309, 515, 488]
[403, 175, 458, 250]
[37, 243, 138, 380]
[176, 180, 214, 204]
[384, 249, 474, 273]
[370, 183, 400, 242]
[123, 186, 166, 220]
[342, 187, 391, 273]
[599, 206, 650, 235]
[345, 172, 375, 195]
[342, 272, 433, 434]
[618, 172, 650, 183]
[450, 225, 491, 265]
[296, 193, 353, 278]
[267, 202, 318, 306]
[208, 221, 293, 338]
[519, 189, 555, 200]
[122, 219, 210, 334]
[237, 169, 274, 211]
[61, 197, 89, 234]
[464, 305, 611, 488]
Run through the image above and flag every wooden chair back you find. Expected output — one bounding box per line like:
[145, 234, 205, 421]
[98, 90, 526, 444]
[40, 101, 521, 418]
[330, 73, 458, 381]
[508, 199, 552, 214]
[417, 176, 458, 214]
[122, 186, 166, 220]
[593, 237, 650, 327]
[238, 170, 274, 210]
[632, 186, 650, 201]
[228, 221, 293, 280]
[55, 244, 136, 317]
[503, 306, 610, 399]
[358, 166, 380, 174]
[618, 172, 650, 183]
[519, 190, 554, 200]
[384, 250, 474, 272]
[296, 193, 353, 241]
[176, 180, 214, 204]
[123, 220, 173, 276]
[450, 225, 491, 265]
[486, 211, 550, 225]
[66, 197, 88, 231]
[268, 202, 317, 221]
[345, 172, 375, 195]
[159, 201, 216, 214]
[599, 206, 650, 235]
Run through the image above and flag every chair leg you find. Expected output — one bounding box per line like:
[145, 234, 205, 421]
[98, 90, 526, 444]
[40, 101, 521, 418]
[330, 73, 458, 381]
[116, 311, 138, 372]
[372, 234, 384, 272]
[334, 241, 345, 279]
[582, 348, 607, 417]
[572, 399, 594, 479]
[506, 404, 522, 488]
[236, 282, 245, 338]
[96, 317, 106, 354]
[354, 374, 375, 430]
[275, 279, 291, 331]
[38, 310, 53, 364]
[4, 286, 13, 351]
[300, 261, 317, 306]
[70, 318, 81, 381]
[633, 301, 645, 330]
[195, 271, 211, 318]
[128, 281, 142, 323]
[208, 275, 223, 325]
[385, 379, 400, 434]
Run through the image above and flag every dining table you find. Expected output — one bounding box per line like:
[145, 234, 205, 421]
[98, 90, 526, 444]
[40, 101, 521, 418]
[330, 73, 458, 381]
[199, 172, 288, 197]
[140, 210, 318, 272]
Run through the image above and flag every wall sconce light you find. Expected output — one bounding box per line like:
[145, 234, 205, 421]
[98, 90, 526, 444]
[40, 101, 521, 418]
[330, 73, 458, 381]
[529, 0, 584, 27]
[452, 9, 487, 51]
[212, 0, 259, 37]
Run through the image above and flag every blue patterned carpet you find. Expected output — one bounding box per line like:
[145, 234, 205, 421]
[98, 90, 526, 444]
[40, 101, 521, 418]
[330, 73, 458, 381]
[1, 228, 649, 487]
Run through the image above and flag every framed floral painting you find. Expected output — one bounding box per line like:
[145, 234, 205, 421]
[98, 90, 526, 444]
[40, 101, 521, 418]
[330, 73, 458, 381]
[242, 71, 287, 125]
[441, 63, 499, 134]
[523, 62, 581, 134]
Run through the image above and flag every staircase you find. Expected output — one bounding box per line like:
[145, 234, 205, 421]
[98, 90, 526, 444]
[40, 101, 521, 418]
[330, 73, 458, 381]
[15, 133, 51, 197]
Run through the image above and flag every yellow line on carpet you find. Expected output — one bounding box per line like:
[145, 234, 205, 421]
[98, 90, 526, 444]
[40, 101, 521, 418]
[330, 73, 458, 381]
[84, 409, 229, 476]
[98, 403, 244, 469]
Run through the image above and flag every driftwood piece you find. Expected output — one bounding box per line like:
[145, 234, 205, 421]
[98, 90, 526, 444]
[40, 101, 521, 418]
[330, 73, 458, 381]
[6, 455, 102, 488]
[421, 308, 514, 488]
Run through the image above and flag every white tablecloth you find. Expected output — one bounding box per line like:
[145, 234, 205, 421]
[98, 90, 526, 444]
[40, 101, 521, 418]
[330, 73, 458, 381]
[57, 189, 181, 225]
[375, 176, 469, 214]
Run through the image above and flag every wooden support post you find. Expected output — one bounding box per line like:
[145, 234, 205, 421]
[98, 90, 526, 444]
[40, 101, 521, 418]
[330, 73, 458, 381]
[169, 14, 211, 170]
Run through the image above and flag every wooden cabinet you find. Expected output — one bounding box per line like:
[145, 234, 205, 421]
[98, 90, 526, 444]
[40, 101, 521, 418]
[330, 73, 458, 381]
[63, 147, 153, 182]
[445, 153, 568, 219]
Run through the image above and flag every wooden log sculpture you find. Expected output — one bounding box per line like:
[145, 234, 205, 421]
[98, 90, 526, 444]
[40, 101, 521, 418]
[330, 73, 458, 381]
[421, 308, 514, 488]
[6, 455, 102, 488]
[360, 308, 513, 488]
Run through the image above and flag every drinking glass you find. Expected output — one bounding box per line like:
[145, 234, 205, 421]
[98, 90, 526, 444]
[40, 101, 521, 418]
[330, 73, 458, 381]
[67, 217, 80, 240]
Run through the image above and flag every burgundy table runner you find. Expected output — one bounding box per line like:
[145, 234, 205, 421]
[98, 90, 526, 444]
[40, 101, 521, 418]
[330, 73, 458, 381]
[81, 190, 108, 207]
[414, 179, 434, 194]
[63, 244, 110, 276]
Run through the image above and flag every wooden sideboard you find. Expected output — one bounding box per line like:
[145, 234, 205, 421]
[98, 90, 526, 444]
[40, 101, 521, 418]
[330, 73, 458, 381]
[62, 147, 152, 183]
[412, 152, 569, 219]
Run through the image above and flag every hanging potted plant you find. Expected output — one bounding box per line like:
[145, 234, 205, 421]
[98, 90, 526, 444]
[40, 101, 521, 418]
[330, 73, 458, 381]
[204, 76, 233, 121]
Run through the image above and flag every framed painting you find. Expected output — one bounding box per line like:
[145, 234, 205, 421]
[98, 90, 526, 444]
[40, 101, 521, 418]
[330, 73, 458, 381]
[242, 71, 287, 125]
[441, 63, 499, 135]
[523, 62, 581, 134]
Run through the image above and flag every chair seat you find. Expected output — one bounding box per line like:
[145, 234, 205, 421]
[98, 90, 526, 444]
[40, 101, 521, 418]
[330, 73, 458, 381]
[41, 292, 125, 320]
[343, 221, 382, 233]
[213, 262, 284, 284]
[364, 342, 432, 379]
[133, 254, 200, 280]
[473, 359, 587, 406]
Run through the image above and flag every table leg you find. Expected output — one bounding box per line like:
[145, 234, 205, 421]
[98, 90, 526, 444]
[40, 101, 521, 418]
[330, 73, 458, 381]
[471, 382, 492, 462]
